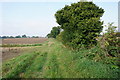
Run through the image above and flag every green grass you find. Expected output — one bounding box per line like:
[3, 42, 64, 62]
[2, 39, 120, 78]
[3, 52, 39, 78]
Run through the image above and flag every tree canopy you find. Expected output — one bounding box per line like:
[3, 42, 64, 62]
[55, 1, 104, 49]
[47, 26, 61, 38]
[22, 35, 27, 38]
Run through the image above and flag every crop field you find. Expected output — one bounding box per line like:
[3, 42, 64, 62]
[2, 38, 48, 45]
[1, 38, 48, 62]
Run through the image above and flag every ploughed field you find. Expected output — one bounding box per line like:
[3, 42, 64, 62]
[1, 38, 48, 61]
[2, 38, 48, 44]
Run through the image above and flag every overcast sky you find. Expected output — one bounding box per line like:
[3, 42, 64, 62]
[0, 0, 119, 37]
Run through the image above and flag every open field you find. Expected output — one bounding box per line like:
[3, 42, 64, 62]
[2, 47, 41, 61]
[1, 38, 48, 44]
[1, 38, 48, 62]
[2, 39, 120, 78]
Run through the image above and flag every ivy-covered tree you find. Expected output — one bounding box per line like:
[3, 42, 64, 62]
[55, 1, 104, 49]
[47, 26, 61, 38]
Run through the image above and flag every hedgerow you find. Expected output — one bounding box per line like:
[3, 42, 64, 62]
[55, 1, 104, 49]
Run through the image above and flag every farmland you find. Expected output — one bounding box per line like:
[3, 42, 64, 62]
[2, 38, 48, 45]
[1, 38, 120, 78]
[1, 38, 48, 61]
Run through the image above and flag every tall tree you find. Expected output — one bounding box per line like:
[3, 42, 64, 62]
[55, 1, 104, 49]
[47, 26, 61, 38]
[22, 35, 27, 38]
[15, 35, 21, 38]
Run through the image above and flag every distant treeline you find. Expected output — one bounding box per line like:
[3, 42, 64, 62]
[0, 35, 43, 39]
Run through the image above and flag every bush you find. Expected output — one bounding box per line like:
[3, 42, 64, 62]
[55, 1, 104, 49]
[56, 32, 63, 42]
[104, 33, 119, 57]
[99, 23, 120, 57]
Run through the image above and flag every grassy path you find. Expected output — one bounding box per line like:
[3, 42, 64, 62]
[2, 39, 120, 78]
[23, 52, 48, 78]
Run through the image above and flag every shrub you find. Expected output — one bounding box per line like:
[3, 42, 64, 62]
[103, 33, 119, 57]
[55, 1, 104, 49]
[99, 23, 120, 57]
[56, 32, 63, 42]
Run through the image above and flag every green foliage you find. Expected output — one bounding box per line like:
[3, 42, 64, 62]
[9, 36, 14, 38]
[100, 23, 119, 57]
[32, 36, 39, 38]
[56, 31, 64, 41]
[22, 35, 27, 38]
[105, 22, 117, 33]
[1, 36, 14, 39]
[15, 35, 21, 38]
[47, 26, 61, 38]
[55, 1, 104, 49]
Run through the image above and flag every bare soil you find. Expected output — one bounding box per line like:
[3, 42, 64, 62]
[2, 47, 28, 61]
[2, 38, 48, 44]
[1, 38, 48, 62]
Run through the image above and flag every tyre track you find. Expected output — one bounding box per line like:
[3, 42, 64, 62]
[22, 52, 48, 78]
[4, 52, 39, 78]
